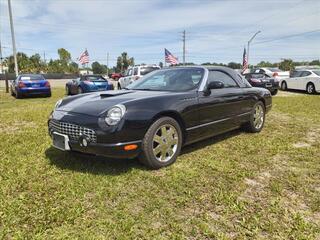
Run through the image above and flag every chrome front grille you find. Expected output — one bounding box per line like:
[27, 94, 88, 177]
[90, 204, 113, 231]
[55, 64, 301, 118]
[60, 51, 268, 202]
[49, 119, 97, 143]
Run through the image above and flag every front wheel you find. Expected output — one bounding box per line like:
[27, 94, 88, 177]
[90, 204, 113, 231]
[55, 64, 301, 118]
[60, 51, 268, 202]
[139, 117, 183, 169]
[306, 83, 315, 94]
[270, 89, 278, 96]
[65, 86, 70, 95]
[244, 101, 265, 133]
[118, 83, 122, 90]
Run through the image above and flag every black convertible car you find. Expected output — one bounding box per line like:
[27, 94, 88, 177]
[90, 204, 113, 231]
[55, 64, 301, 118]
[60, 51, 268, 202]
[49, 66, 272, 169]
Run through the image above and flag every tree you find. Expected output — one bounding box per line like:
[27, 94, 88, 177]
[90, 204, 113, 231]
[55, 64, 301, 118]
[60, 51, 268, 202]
[116, 52, 134, 72]
[256, 61, 275, 67]
[58, 48, 71, 63]
[279, 59, 295, 71]
[309, 59, 320, 66]
[92, 61, 104, 74]
[227, 62, 241, 69]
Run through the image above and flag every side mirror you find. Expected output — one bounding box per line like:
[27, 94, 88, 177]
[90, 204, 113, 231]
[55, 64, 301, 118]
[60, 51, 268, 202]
[208, 81, 224, 90]
[204, 81, 224, 95]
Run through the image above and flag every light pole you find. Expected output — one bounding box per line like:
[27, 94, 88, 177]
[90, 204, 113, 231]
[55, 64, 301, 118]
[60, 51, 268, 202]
[8, 0, 18, 76]
[247, 31, 261, 68]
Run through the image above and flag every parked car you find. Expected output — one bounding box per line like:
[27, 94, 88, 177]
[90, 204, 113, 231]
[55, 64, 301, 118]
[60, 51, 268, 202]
[49, 66, 272, 169]
[110, 73, 123, 81]
[254, 68, 289, 81]
[65, 75, 114, 95]
[118, 65, 160, 89]
[10, 74, 51, 98]
[244, 73, 279, 95]
[280, 69, 320, 94]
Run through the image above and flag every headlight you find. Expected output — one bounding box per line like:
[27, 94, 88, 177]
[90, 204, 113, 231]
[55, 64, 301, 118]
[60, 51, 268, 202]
[105, 104, 126, 125]
[55, 99, 62, 109]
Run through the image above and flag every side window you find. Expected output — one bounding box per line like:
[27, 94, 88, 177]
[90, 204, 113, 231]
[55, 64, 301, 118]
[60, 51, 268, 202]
[127, 69, 133, 76]
[301, 71, 311, 77]
[133, 67, 138, 76]
[208, 71, 239, 88]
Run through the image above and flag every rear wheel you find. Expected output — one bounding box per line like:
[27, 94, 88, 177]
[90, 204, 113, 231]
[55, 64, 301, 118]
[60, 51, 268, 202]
[65, 86, 70, 95]
[16, 90, 23, 99]
[244, 101, 265, 133]
[118, 83, 122, 90]
[281, 81, 287, 91]
[139, 117, 183, 169]
[306, 83, 315, 94]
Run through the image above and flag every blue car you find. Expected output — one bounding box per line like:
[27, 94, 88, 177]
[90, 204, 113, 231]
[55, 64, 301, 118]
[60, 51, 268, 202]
[65, 75, 114, 95]
[10, 74, 51, 98]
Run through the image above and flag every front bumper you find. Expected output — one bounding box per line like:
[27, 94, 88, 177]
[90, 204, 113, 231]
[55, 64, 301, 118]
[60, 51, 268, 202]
[67, 140, 142, 159]
[252, 82, 279, 91]
[48, 112, 143, 159]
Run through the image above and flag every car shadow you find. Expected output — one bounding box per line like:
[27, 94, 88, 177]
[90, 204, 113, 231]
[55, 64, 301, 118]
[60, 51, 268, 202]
[46, 129, 244, 175]
[45, 147, 146, 175]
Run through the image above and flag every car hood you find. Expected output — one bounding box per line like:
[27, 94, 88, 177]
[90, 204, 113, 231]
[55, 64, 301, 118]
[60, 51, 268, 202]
[56, 90, 173, 116]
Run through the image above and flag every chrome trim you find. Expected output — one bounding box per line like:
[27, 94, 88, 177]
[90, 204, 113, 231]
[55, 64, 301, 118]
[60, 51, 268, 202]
[186, 111, 252, 131]
[91, 140, 142, 147]
[198, 67, 209, 92]
[49, 119, 97, 143]
[186, 117, 231, 131]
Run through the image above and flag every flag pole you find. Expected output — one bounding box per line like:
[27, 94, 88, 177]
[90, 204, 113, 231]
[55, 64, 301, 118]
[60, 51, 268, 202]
[164, 48, 166, 68]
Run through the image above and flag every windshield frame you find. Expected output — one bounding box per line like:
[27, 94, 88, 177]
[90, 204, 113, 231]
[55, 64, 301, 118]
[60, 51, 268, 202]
[127, 66, 208, 92]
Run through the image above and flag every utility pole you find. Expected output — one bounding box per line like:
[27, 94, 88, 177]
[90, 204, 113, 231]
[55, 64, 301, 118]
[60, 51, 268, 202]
[8, 0, 18, 76]
[247, 30, 261, 68]
[182, 30, 186, 65]
[43, 51, 46, 64]
[106, 52, 109, 76]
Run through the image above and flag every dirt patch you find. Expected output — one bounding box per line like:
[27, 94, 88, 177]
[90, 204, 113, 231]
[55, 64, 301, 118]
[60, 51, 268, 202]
[293, 127, 320, 148]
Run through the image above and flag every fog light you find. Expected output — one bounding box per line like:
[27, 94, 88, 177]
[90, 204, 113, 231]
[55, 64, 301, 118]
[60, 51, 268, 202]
[79, 136, 89, 147]
[124, 144, 138, 151]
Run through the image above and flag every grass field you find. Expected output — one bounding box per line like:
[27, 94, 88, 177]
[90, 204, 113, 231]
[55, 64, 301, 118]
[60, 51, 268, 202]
[0, 88, 319, 239]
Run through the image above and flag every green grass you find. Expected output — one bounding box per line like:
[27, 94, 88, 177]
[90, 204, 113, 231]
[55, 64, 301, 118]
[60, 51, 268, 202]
[0, 89, 319, 239]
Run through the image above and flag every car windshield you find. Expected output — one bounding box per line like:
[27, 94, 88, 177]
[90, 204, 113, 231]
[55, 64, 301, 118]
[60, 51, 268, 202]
[140, 67, 160, 75]
[85, 76, 106, 82]
[127, 68, 204, 91]
[313, 70, 320, 76]
[19, 75, 44, 81]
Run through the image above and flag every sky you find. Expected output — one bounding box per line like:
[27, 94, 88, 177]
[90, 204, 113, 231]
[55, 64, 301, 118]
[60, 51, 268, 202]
[0, 0, 319, 67]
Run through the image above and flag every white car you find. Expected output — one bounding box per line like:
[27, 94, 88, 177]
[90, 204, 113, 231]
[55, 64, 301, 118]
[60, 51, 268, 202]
[118, 65, 160, 89]
[280, 69, 320, 94]
[254, 68, 289, 81]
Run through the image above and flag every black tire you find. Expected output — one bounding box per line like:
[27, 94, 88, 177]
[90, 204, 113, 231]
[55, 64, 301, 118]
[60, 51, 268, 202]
[118, 83, 121, 90]
[244, 101, 266, 133]
[78, 86, 83, 94]
[47, 92, 52, 98]
[139, 117, 183, 169]
[271, 89, 278, 96]
[306, 83, 316, 94]
[65, 86, 70, 95]
[16, 91, 23, 99]
[10, 88, 15, 97]
[281, 81, 287, 91]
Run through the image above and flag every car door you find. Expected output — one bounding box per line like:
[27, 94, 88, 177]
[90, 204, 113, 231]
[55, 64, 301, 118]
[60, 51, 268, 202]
[287, 71, 301, 89]
[197, 70, 245, 139]
[298, 71, 312, 90]
[123, 68, 133, 87]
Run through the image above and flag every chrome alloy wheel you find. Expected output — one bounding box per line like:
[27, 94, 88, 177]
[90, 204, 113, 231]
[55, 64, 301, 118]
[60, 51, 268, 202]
[152, 124, 179, 162]
[307, 84, 315, 94]
[253, 105, 265, 129]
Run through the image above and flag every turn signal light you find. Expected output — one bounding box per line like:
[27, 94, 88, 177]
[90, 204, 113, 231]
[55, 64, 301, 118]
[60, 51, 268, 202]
[124, 144, 138, 151]
[273, 72, 279, 77]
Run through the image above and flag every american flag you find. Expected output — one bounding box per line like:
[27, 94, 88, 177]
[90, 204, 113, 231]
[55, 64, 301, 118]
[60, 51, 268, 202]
[78, 49, 89, 65]
[242, 47, 248, 73]
[165, 48, 179, 65]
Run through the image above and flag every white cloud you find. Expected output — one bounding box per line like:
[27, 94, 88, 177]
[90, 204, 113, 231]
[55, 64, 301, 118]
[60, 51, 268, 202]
[0, 0, 319, 65]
